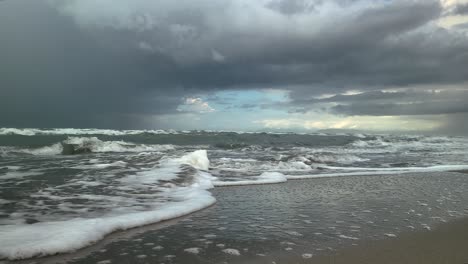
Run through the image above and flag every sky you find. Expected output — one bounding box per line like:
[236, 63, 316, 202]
[1, 0, 468, 134]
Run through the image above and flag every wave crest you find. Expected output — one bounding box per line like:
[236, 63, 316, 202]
[0, 137, 175, 156]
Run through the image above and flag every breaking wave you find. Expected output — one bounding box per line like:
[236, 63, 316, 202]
[0, 150, 215, 260]
[0, 137, 175, 156]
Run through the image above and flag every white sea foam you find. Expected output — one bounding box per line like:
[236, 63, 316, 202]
[184, 248, 201, 254]
[0, 200, 210, 259]
[338, 234, 359, 240]
[118, 150, 211, 187]
[0, 171, 43, 180]
[349, 136, 468, 156]
[304, 154, 368, 164]
[213, 163, 468, 186]
[285, 165, 468, 180]
[22, 143, 64, 155]
[0, 150, 216, 260]
[71, 161, 127, 170]
[222, 248, 241, 256]
[0, 199, 13, 205]
[213, 172, 287, 186]
[0, 128, 37, 136]
[178, 150, 210, 170]
[323, 164, 468, 172]
[212, 160, 312, 173]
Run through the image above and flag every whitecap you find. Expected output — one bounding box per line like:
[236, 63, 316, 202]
[222, 248, 241, 256]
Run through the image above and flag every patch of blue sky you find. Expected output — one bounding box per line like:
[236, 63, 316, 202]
[206, 89, 290, 112]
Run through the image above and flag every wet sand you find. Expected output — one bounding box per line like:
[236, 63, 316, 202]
[321, 217, 468, 264]
[232, 217, 468, 264]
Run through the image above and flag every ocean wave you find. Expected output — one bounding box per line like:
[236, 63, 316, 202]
[211, 153, 367, 174]
[348, 135, 465, 154]
[0, 150, 215, 260]
[0, 137, 175, 156]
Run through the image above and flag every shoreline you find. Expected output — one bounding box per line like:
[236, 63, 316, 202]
[3, 172, 468, 264]
[5, 211, 468, 264]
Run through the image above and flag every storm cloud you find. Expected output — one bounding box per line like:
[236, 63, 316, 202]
[451, 2, 468, 15]
[1, 0, 468, 133]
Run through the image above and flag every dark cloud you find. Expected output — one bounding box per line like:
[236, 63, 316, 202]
[332, 101, 468, 116]
[437, 113, 468, 135]
[0, 1, 186, 128]
[1, 0, 468, 132]
[266, 0, 316, 15]
[270, 89, 468, 119]
[452, 3, 468, 15]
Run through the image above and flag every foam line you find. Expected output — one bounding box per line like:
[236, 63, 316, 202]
[213, 172, 287, 186]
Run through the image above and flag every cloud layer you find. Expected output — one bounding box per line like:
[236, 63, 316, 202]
[1, 0, 468, 133]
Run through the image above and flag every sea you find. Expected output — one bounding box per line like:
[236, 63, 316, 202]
[1, 128, 468, 262]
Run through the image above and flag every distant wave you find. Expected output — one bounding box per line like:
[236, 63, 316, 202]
[0, 128, 179, 136]
[0, 137, 175, 156]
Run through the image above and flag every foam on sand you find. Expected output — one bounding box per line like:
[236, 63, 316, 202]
[213, 172, 287, 186]
[285, 164, 468, 180]
[323, 164, 468, 172]
[0, 150, 215, 260]
[213, 164, 468, 186]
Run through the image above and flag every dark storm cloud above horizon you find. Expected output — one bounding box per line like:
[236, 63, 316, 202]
[1, 0, 468, 133]
[452, 2, 468, 15]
